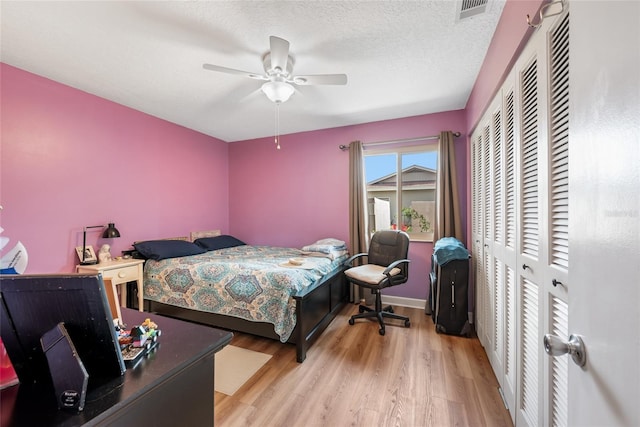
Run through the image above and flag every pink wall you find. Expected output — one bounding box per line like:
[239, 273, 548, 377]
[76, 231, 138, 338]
[462, 0, 544, 245]
[1, 63, 229, 273]
[2, 0, 535, 301]
[460, 0, 544, 307]
[465, 0, 544, 131]
[229, 111, 467, 300]
[228, 0, 545, 301]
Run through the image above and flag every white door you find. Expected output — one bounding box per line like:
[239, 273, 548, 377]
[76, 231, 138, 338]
[564, 1, 640, 424]
[373, 197, 391, 231]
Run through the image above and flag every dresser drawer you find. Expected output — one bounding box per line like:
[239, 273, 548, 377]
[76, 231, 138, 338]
[102, 265, 140, 284]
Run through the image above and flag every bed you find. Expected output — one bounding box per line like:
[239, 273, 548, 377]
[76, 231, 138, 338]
[138, 232, 349, 362]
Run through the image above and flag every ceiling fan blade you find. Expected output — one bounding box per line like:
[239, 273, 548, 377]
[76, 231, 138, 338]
[202, 63, 267, 80]
[269, 36, 290, 73]
[291, 74, 348, 86]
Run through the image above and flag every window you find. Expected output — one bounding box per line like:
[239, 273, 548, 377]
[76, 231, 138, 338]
[364, 145, 437, 242]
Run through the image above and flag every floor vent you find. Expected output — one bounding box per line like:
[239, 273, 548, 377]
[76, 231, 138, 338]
[457, 0, 490, 20]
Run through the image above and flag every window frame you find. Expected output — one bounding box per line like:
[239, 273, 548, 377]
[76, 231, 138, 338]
[363, 143, 438, 243]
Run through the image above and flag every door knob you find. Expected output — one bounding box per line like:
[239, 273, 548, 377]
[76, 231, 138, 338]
[544, 334, 587, 367]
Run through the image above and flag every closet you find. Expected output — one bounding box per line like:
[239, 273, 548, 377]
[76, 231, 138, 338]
[471, 7, 569, 426]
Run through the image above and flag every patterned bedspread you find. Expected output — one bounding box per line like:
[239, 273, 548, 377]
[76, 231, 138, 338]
[143, 245, 347, 342]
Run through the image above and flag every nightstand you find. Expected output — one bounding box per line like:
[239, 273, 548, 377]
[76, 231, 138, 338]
[76, 258, 145, 311]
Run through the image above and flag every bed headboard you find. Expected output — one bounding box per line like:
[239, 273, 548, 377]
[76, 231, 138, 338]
[133, 231, 220, 245]
[133, 236, 189, 244]
[189, 230, 221, 242]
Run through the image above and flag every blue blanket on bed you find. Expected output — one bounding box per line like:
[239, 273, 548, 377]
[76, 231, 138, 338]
[433, 237, 469, 266]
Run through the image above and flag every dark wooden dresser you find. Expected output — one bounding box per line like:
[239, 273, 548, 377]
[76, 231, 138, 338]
[0, 308, 232, 426]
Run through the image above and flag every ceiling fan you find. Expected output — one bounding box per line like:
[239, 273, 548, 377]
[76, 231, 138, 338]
[203, 36, 347, 104]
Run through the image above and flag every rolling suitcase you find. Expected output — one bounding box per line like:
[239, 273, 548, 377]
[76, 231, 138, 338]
[430, 238, 471, 336]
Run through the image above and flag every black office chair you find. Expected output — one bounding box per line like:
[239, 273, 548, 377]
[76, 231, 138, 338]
[344, 230, 411, 335]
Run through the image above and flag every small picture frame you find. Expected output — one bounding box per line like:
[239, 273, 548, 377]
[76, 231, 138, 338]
[76, 246, 97, 264]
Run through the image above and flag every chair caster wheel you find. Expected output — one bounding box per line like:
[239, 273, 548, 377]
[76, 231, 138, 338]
[379, 328, 385, 336]
[388, 307, 394, 313]
[358, 305, 366, 313]
[349, 318, 355, 325]
[405, 320, 411, 327]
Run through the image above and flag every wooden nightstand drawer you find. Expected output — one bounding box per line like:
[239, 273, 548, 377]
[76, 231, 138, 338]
[102, 265, 139, 284]
[76, 259, 145, 311]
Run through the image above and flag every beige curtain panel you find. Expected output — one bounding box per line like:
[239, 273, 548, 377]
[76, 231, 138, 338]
[434, 130, 464, 244]
[427, 131, 464, 314]
[348, 140, 374, 305]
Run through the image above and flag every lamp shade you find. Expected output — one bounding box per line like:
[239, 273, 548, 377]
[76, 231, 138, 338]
[102, 223, 121, 238]
[261, 80, 295, 104]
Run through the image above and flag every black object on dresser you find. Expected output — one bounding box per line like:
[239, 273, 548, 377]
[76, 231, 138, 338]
[40, 323, 90, 412]
[0, 308, 232, 427]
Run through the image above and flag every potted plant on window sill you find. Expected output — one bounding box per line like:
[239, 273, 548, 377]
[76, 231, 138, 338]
[401, 207, 431, 233]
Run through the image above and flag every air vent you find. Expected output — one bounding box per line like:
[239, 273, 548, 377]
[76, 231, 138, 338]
[457, 0, 490, 20]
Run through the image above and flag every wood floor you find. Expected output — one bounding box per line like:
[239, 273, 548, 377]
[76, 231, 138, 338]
[215, 304, 513, 427]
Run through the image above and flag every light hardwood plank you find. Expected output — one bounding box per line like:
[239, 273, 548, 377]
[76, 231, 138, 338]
[215, 304, 512, 427]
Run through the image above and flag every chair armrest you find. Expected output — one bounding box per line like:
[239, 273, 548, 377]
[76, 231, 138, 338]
[343, 253, 368, 267]
[383, 259, 410, 276]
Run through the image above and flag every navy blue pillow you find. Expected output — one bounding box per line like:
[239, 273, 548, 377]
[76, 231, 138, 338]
[133, 240, 206, 261]
[194, 235, 246, 251]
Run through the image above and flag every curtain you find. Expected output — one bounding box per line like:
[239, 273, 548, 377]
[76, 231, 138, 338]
[434, 130, 464, 244]
[427, 131, 464, 314]
[348, 141, 373, 304]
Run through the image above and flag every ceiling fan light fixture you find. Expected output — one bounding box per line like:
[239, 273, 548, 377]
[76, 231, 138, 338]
[261, 80, 295, 104]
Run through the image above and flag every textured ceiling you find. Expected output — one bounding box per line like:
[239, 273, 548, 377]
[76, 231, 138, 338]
[0, 1, 505, 142]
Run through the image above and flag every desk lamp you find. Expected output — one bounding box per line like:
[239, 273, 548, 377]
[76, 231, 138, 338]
[81, 223, 120, 265]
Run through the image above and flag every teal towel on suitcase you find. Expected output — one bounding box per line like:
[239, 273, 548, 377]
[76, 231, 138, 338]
[433, 237, 469, 266]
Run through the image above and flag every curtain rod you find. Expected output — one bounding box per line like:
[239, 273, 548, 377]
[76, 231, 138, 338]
[339, 131, 461, 150]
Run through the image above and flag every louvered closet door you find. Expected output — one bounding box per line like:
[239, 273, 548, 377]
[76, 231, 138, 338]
[471, 77, 516, 424]
[475, 78, 520, 424]
[471, 133, 487, 346]
[471, 82, 519, 423]
[496, 80, 519, 421]
[484, 97, 503, 388]
[481, 121, 494, 353]
[543, 11, 570, 426]
[515, 42, 546, 427]
[515, 9, 570, 427]
[470, 8, 571, 426]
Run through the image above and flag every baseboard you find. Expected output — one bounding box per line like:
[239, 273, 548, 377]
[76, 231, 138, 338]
[380, 295, 426, 310]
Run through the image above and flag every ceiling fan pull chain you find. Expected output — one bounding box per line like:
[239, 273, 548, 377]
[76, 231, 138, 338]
[275, 103, 281, 150]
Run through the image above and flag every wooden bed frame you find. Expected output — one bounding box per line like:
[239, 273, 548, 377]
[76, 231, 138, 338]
[145, 265, 348, 362]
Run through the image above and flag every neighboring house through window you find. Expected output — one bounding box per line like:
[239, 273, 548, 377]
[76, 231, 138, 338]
[364, 145, 438, 242]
